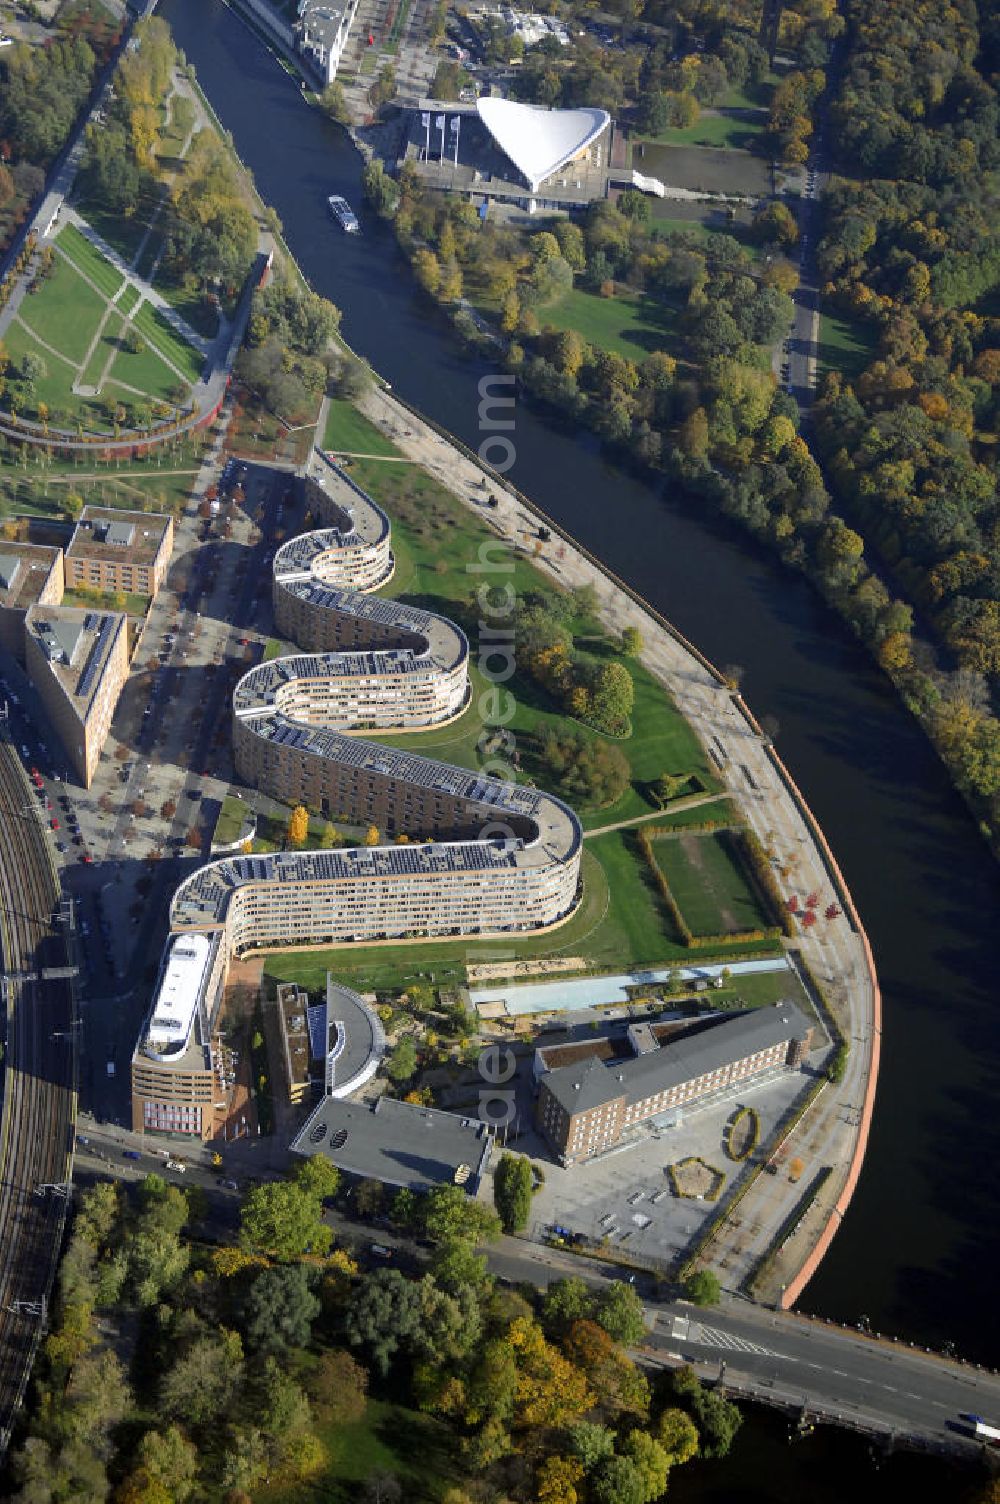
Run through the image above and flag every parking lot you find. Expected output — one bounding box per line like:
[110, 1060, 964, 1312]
[525, 1065, 814, 1270]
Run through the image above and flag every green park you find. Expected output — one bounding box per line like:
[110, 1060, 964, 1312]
[1, 219, 204, 437]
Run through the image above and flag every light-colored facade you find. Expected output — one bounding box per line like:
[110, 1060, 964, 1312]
[130, 930, 229, 1139]
[0, 542, 64, 662]
[23, 605, 128, 787]
[64, 506, 173, 599]
[131, 456, 583, 1137]
[296, 0, 360, 85]
[536, 1002, 814, 1164]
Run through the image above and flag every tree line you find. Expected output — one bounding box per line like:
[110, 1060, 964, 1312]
[4, 1162, 742, 1502]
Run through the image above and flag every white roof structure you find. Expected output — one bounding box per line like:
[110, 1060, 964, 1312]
[145, 933, 212, 1058]
[476, 99, 610, 193]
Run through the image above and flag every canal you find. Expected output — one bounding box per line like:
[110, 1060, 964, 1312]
[162, 0, 1000, 1370]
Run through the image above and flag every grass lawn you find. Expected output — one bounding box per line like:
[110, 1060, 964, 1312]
[323, 398, 400, 457]
[213, 793, 252, 846]
[118, 284, 141, 318]
[538, 285, 683, 361]
[109, 339, 188, 403]
[18, 256, 107, 366]
[817, 311, 877, 381]
[716, 77, 777, 112]
[256, 1399, 456, 1504]
[72, 189, 156, 265]
[62, 586, 150, 616]
[344, 455, 717, 831]
[638, 111, 764, 151]
[3, 321, 95, 418]
[153, 271, 220, 339]
[132, 301, 204, 384]
[654, 830, 772, 936]
[56, 222, 125, 302]
[79, 309, 124, 390]
[263, 830, 778, 996]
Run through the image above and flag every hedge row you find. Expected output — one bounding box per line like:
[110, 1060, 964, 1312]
[676, 1073, 829, 1281]
[733, 827, 796, 937]
[725, 1105, 761, 1162]
[667, 1157, 726, 1203]
[636, 829, 782, 949]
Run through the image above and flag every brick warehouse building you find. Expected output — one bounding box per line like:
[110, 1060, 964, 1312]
[535, 1002, 814, 1164]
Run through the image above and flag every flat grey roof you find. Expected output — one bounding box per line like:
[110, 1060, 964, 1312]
[291, 1095, 491, 1192]
[541, 1000, 813, 1114]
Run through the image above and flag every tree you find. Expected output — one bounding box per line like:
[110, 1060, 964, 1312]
[308, 1348, 368, 1424]
[136, 1426, 199, 1502]
[493, 1153, 532, 1233]
[684, 1268, 721, 1306]
[541, 1277, 593, 1335]
[668, 1365, 742, 1458]
[656, 1406, 699, 1464]
[245, 1263, 321, 1353]
[319, 81, 349, 123]
[567, 1420, 615, 1471]
[363, 823, 381, 846]
[589, 661, 634, 733]
[509, 1316, 594, 1429]
[422, 1184, 500, 1245]
[294, 1156, 340, 1200]
[592, 1455, 645, 1504]
[341, 1268, 425, 1376]
[240, 1180, 333, 1259]
[287, 803, 309, 847]
[621, 1430, 670, 1502]
[595, 1280, 646, 1345]
[386, 1036, 417, 1083]
[536, 1455, 585, 1504]
[562, 1320, 649, 1416]
[160, 1331, 244, 1425]
[620, 625, 643, 656]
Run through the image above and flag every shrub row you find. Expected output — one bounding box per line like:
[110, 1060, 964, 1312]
[745, 1166, 834, 1296]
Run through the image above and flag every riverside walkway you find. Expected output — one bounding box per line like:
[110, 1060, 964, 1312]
[353, 380, 879, 1310]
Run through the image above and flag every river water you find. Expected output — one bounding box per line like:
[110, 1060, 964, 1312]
[163, 0, 999, 1384]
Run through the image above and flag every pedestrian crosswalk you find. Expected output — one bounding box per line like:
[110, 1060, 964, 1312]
[687, 1321, 777, 1356]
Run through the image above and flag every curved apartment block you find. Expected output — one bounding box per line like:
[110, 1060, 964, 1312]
[132, 460, 583, 1138]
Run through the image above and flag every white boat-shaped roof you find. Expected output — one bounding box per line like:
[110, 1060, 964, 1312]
[477, 99, 610, 193]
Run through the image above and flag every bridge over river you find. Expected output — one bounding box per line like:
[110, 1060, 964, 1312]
[485, 1241, 1000, 1458]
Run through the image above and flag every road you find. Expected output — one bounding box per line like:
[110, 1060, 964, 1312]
[65, 1118, 1000, 1459]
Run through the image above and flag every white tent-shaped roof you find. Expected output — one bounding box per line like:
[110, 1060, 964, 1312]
[477, 99, 610, 193]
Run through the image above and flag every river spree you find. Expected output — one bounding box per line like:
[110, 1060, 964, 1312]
[162, 0, 1000, 1369]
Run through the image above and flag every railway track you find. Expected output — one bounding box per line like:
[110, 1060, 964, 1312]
[0, 735, 77, 1458]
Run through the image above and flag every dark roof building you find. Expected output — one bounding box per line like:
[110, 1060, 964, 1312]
[291, 1094, 492, 1193]
[536, 1001, 814, 1164]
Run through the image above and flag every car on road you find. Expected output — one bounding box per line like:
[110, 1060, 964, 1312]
[221, 1178, 239, 1191]
[123, 1149, 141, 1161]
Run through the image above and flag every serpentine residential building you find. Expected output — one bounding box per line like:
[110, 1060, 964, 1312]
[131, 460, 583, 1137]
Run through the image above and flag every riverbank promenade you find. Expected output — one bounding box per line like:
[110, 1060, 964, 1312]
[347, 381, 880, 1307]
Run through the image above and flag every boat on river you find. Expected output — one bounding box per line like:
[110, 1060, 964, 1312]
[327, 195, 359, 233]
